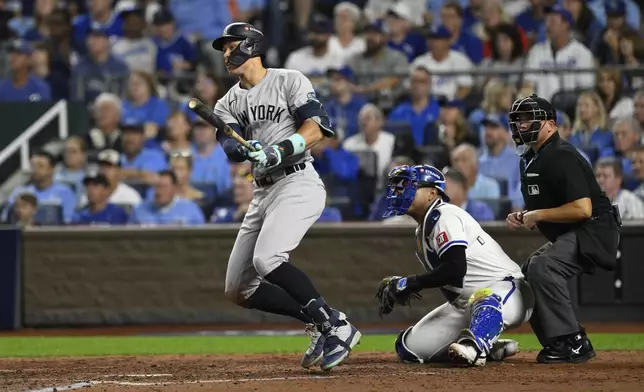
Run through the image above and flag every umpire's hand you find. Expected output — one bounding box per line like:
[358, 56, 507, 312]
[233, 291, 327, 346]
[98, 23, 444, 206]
[506, 211, 525, 230]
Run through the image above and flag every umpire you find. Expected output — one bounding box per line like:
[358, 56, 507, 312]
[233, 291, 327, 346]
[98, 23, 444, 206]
[506, 95, 621, 364]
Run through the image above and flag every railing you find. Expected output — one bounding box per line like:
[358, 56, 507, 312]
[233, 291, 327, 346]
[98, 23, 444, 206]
[0, 100, 68, 171]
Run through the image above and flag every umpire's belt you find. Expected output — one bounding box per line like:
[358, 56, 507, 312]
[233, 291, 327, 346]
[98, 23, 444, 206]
[255, 163, 306, 187]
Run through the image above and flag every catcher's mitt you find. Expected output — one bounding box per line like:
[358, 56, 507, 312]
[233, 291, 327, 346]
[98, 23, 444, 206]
[375, 276, 422, 317]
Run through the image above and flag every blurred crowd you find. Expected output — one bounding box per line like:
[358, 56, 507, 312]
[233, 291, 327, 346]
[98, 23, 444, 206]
[1, 0, 644, 226]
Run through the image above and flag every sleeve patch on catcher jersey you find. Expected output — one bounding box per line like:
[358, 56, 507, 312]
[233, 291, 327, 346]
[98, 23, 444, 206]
[436, 231, 448, 247]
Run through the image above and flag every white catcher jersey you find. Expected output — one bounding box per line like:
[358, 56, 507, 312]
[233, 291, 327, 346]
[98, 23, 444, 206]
[414, 200, 523, 304]
[214, 68, 332, 177]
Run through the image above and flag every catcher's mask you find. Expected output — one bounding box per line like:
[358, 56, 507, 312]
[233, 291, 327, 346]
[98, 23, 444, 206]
[384, 165, 449, 218]
[509, 94, 556, 155]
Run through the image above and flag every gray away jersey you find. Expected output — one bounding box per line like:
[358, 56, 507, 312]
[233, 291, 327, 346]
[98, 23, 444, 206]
[214, 68, 330, 177]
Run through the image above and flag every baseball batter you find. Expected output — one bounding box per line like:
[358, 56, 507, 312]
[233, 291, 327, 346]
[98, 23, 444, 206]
[211, 23, 361, 371]
[376, 164, 534, 366]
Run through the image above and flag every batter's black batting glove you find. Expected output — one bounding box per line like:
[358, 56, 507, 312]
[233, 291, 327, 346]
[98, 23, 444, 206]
[376, 276, 423, 317]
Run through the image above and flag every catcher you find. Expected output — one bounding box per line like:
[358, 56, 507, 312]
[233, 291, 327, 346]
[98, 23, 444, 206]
[376, 164, 534, 366]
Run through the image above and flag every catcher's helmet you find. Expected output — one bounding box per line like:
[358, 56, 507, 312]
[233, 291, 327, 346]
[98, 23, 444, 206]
[509, 94, 557, 151]
[212, 22, 264, 66]
[384, 164, 449, 218]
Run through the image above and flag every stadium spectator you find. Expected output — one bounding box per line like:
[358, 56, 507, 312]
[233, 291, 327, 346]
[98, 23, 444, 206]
[597, 68, 635, 120]
[112, 8, 171, 75]
[45, 9, 76, 100]
[468, 80, 514, 141]
[563, 0, 603, 49]
[168, 153, 204, 202]
[437, 99, 479, 151]
[54, 136, 90, 200]
[557, 111, 592, 164]
[71, 25, 129, 102]
[612, 118, 641, 178]
[0, 39, 51, 102]
[521, 5, 594, 100]
[115, 0, 162, 25]
[120, 122, 167, 184]
[72, 172, 129, 225]
[324, 66, 368, 140]
[31, 43, 59, 95]
[284, 19, 344, 77]
[84, 93, 123, 152]
[461, 0, 484, 31]
[635, 90, 644, 131]
[21, 0, 57, 42]
[412, 25, 473, 101]
[80, 149, 141, 207]
[12, 193, 38, 227]
[439, 1, 482, 64]
[595, 157, 644, 220]
[122, 71, 171, 140]
[450, 143, 501, 200]
[191, 117, 231, 196]
[347, 22, 409, 101]
[2, 150, 76, 223]
[471, 0, 527, 61]
[478, 115, 521, 197]
[632, 146, 644, 200]
[329, 2, 365, 63]
[477, 24, 526, 88]
[343, 104, 396, 184]
[569, 91, 615, 160]
[364, 0, 425, 27]
[72, 0, 123, 54]
[444, 168, 495, 221]
[385, 2, 426, 63]
[211, 167, 254, 223]
[129, 170, 205, 225]
[161, 110, 192, 155]
[151, 9, 195, 78]
[387, 65, 441, 145]
[592, 0, 641, 66]
[311, 134, 360, 183]
[514, 0, 548, 46]
[179, 72, 223, 123]
[589, 0, 640, 31]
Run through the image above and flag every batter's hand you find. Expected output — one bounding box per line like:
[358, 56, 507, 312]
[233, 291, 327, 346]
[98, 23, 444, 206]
[249, 145, 283, 169]
[506, 211, 525, 230]
[241, 140, 263, 161]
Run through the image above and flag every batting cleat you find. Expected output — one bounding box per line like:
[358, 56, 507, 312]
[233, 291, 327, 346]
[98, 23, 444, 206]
[488, 339, 519, 361]
[301, 323, 325, 368]
[320, 321, 362, 371]
[448, 342, 487, 367]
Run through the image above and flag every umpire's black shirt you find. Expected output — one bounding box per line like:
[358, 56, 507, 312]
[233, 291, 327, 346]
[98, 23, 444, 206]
[520, 131, 613, 243]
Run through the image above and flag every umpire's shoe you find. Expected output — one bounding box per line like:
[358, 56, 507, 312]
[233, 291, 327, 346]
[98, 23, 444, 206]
[537, 331, 595, 364]
[301, 323, 325, 368]
[320, 320, 362, 371]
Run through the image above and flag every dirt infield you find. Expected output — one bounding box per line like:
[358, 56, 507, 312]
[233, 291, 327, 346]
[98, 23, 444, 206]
[2, 351, 644, 392]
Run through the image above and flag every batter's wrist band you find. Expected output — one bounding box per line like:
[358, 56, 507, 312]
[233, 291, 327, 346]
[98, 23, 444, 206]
[277, 134, 306, 157]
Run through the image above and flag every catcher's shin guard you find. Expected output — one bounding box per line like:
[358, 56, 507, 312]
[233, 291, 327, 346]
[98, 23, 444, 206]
[458, 288, 504, 354]
[395, 327, 424, 364]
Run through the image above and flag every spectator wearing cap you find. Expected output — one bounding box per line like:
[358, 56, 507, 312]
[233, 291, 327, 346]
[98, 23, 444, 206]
[54, 136, 91, 201]
[284, 19, 344, 77]
[568, 91, 615, 162]
[444, 169, 495, 221]
[514, 0, 548, 47]
[72, 172, 129, 225]
[612, 118, 641, 179]
[521, 5, 595, 101]
[387, 66, 441, 145]
[84, 93, 124, 153]
[120, 121, 168, 184]
[478, 115, 521, 198]
[80, 149, 142, 207]
[130, 170, 205, 225]
[115, 0, 163, 25]
[324, 66, 368, 140]
[112, 8, 171, 75]
[73, 0, 124, 54]
[562, 0, 603, 49]
[329, 2, 366, 63]
[589, 0, 640, 31]
[2, 150, 76, 224]
[364, 0, 426, 27]
[411, 25, 473, 101]
[439, 1, 483, 65]
[0, 40, 51, 102]
[467, 80, 514, 142]
[385, 2, 427, 63]
[71, 25, 129, 101]
[595, 157, 644, 220]
[592, 0, 643, 68]
[346, 22, 409, 101]
[152, 9, 196, 77]
[12, 193, 38, 227]
[161, 110, 193, 155]
[122, 71, 171, 141]
[451, 143, 500, 200]
[191, 118, 232, 196]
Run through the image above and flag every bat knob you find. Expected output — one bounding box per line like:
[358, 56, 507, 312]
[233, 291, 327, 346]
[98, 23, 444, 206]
[188, 98, 198, 109]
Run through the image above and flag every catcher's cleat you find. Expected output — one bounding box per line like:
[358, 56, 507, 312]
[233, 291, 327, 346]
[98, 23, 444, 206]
[488, 339, 519, 361]
[449, 342, 487, 367]
[301, 323, 325, 368]
[320, 320, 362, 371]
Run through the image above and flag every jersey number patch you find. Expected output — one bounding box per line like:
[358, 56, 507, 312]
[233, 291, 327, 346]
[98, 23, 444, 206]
[436, 231, 449, 247]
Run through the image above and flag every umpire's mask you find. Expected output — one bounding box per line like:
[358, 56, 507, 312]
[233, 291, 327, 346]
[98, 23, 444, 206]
[509, 94, 555, 155]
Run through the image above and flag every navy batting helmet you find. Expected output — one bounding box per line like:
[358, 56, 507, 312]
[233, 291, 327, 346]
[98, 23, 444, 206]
[212, 22, 264, 66]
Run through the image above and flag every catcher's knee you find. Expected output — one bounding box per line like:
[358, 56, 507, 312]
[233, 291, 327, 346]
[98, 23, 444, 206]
[395, 327, 424, 364]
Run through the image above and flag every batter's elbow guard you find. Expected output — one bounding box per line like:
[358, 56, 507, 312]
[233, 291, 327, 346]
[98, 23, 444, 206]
[294, 101, 334, 137]
[222, 138, 247, 162]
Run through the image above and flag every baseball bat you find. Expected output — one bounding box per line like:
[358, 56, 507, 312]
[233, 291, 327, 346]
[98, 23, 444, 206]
[187, 98, 257, 152]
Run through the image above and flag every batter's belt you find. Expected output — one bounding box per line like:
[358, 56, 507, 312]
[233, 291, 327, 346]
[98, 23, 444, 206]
[254, 163, 306, 187]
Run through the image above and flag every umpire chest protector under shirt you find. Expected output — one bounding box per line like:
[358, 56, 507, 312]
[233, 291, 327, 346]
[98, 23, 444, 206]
[520, 132, 613, 242]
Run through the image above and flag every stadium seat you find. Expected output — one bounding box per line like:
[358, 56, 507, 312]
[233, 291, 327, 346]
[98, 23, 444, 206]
[35, 204, 64, 225]
[317, 207, 342, 223]
[192, 182, 218, 204]
[353, 150, 379, 178]
[417, 145, 449, 168]
[493, 178, 509, 197]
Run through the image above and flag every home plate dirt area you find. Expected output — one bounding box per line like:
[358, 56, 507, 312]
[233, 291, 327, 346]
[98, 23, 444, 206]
[2, 352, 644, 392]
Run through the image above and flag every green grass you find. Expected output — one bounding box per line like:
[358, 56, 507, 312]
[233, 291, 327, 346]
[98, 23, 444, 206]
[1, 333, 643, 358]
